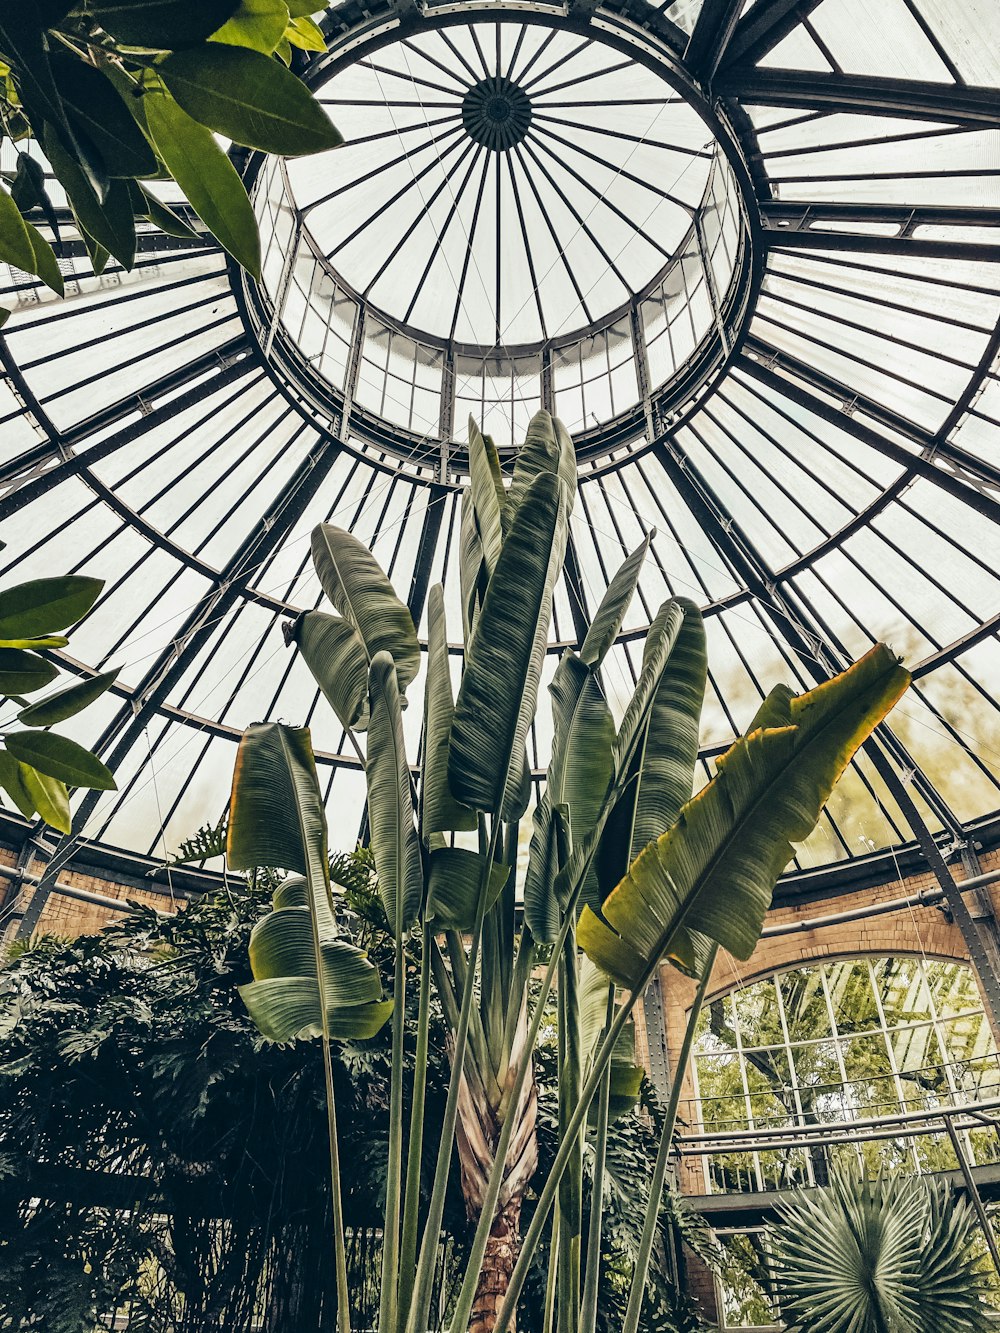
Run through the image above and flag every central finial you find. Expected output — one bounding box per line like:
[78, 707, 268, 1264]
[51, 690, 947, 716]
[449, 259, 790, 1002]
[462, 76, 532, 151]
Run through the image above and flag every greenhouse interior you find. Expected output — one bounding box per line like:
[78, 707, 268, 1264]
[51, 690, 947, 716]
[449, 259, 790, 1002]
[0, 1, 998, 1330]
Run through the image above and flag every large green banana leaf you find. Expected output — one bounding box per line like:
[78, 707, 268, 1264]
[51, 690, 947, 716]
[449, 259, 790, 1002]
[504, 410, 577, 531]
[459, 488, 487, 643]
[467, 417, 504, 575]
[286, 609, 371, 731]
[449, 470, 566, 820]
[596, 599, 706, 896]
[228, 722, 392, 1043]
[523, 653, 614, 941]
[578, 532, 651, 669]
[578, 955, 643, 1122]
[310, 524, 420, 690]
[367, 653, 423, 935]
[425, 846, 510, 931]
[579, 644, 910, 987]
[421, 584, 476, 838]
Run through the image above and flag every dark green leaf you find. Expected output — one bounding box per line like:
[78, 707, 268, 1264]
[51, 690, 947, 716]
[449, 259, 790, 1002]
[0, 10, 70, 141]
[89, 0, 243, 48]
[287, 609, 370, 731]
[143, 89, 261, 276]
[310, 525, 419, 689]
[17, 669, 117, 727]
[159, 45, 342, 156]
[579, 533, 651, 669]
[5, 731, 116, 791]
[0, 576, 102, 639]
[0, 649, 58, 695]
[21, 765, 70, 833]
[420, 584, 476, 838]
[129, 182, 201, 241]
[48, 51, 157, 178]
[0, 751, 35, 820]
[0, 185, 36, 272]
[42, 127, 136, 269]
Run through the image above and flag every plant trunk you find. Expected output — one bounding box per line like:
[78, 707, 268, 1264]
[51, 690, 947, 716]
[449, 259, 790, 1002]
[471, 1198, 522, 1333]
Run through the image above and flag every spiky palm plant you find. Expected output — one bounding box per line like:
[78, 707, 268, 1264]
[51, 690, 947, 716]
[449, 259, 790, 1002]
[771, 1168, 993, 1333]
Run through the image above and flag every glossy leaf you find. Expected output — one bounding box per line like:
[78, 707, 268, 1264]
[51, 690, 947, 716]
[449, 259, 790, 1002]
[89, 0, 243, 48]
[366, 654, 422, 935]
[160, 45, 342, 156]
[0, 576, 102, 640]
[43, 128, 136, 270]
[421, 584, 476, 838]
[0, 751, 35, 820]
[0, 649, 58, 695]
[448, 471, 564, 820]
[129, 182, 201, 241]
[49, 51, 157, 178]
[17, 669, 117, 728]
[22, 765, 70, 833]
[144, 89, 261, 277]
[212, 0, 290, 52]
[288, 610, 370, 732]
[0, 185, 37, 273]
[5, 731, 116, 791]
[579, 645, 910, 988]
[311, 524, 419, 689]
[285, 15, 326, 50]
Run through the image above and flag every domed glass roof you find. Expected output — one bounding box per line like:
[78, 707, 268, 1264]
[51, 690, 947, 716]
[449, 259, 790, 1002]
[0, 0, 998, 896]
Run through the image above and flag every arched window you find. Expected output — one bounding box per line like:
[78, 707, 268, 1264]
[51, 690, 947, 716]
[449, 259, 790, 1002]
[688, 955, 1000, 1195]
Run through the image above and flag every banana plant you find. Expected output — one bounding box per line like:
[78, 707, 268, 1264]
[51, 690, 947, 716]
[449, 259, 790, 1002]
[230, 408, 910, 1333]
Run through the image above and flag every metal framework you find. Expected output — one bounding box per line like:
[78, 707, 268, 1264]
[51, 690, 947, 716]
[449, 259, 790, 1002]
[0, 0, 996, 984]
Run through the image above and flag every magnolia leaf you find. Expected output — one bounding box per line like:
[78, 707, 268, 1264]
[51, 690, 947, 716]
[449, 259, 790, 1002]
[160, 45, 342, 156]
[285, 14, 326, 50]
[17, 669, 117, 727]
[212, 0, 290, 52]
[144, 89, 261, 276]
[0, 649, 58, 695]
[0, 576, 101, 639]
[89, 0, 243, 48]
[42, 128, 136, 269]
[21, 765, 70, 833]
[0, 751, 35, 820]
[49, 51, 157, 178]
[5, 731, 116, 791]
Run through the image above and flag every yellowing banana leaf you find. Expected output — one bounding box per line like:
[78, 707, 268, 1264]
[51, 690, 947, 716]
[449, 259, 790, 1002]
[579, 645, 910, 989]
[311, 524, 420, 690]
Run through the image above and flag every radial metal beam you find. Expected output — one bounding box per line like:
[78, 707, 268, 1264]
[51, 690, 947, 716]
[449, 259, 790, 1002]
[761, 202, 1000, 264]
[718, 0, 826, 71]
[684, 0, 745, 81]
[717, 69, 1000, 128]
[740, 339, 1000, 514]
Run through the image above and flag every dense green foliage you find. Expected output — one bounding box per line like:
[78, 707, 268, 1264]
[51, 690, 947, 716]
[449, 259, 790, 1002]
[0, 871, 710, 1332]
[0, 573, 116, 834]
[0, 2, 339, 308]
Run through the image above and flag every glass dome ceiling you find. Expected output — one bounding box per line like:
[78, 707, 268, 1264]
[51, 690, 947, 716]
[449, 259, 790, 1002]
[0, 0, 998, 899]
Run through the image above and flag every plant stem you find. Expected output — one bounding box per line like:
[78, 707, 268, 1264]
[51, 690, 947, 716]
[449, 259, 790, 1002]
[322, 1034, 353, 1333]
[621, 946, 717, 1333]
[377, 928, 407, 1333]
[405, 814, 501, 1333]
[578, 989, 614, 1333]
[543, 1209, 561, 1333]
[557, 928, 582, 1333]
[397, 919, 432, 1317]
